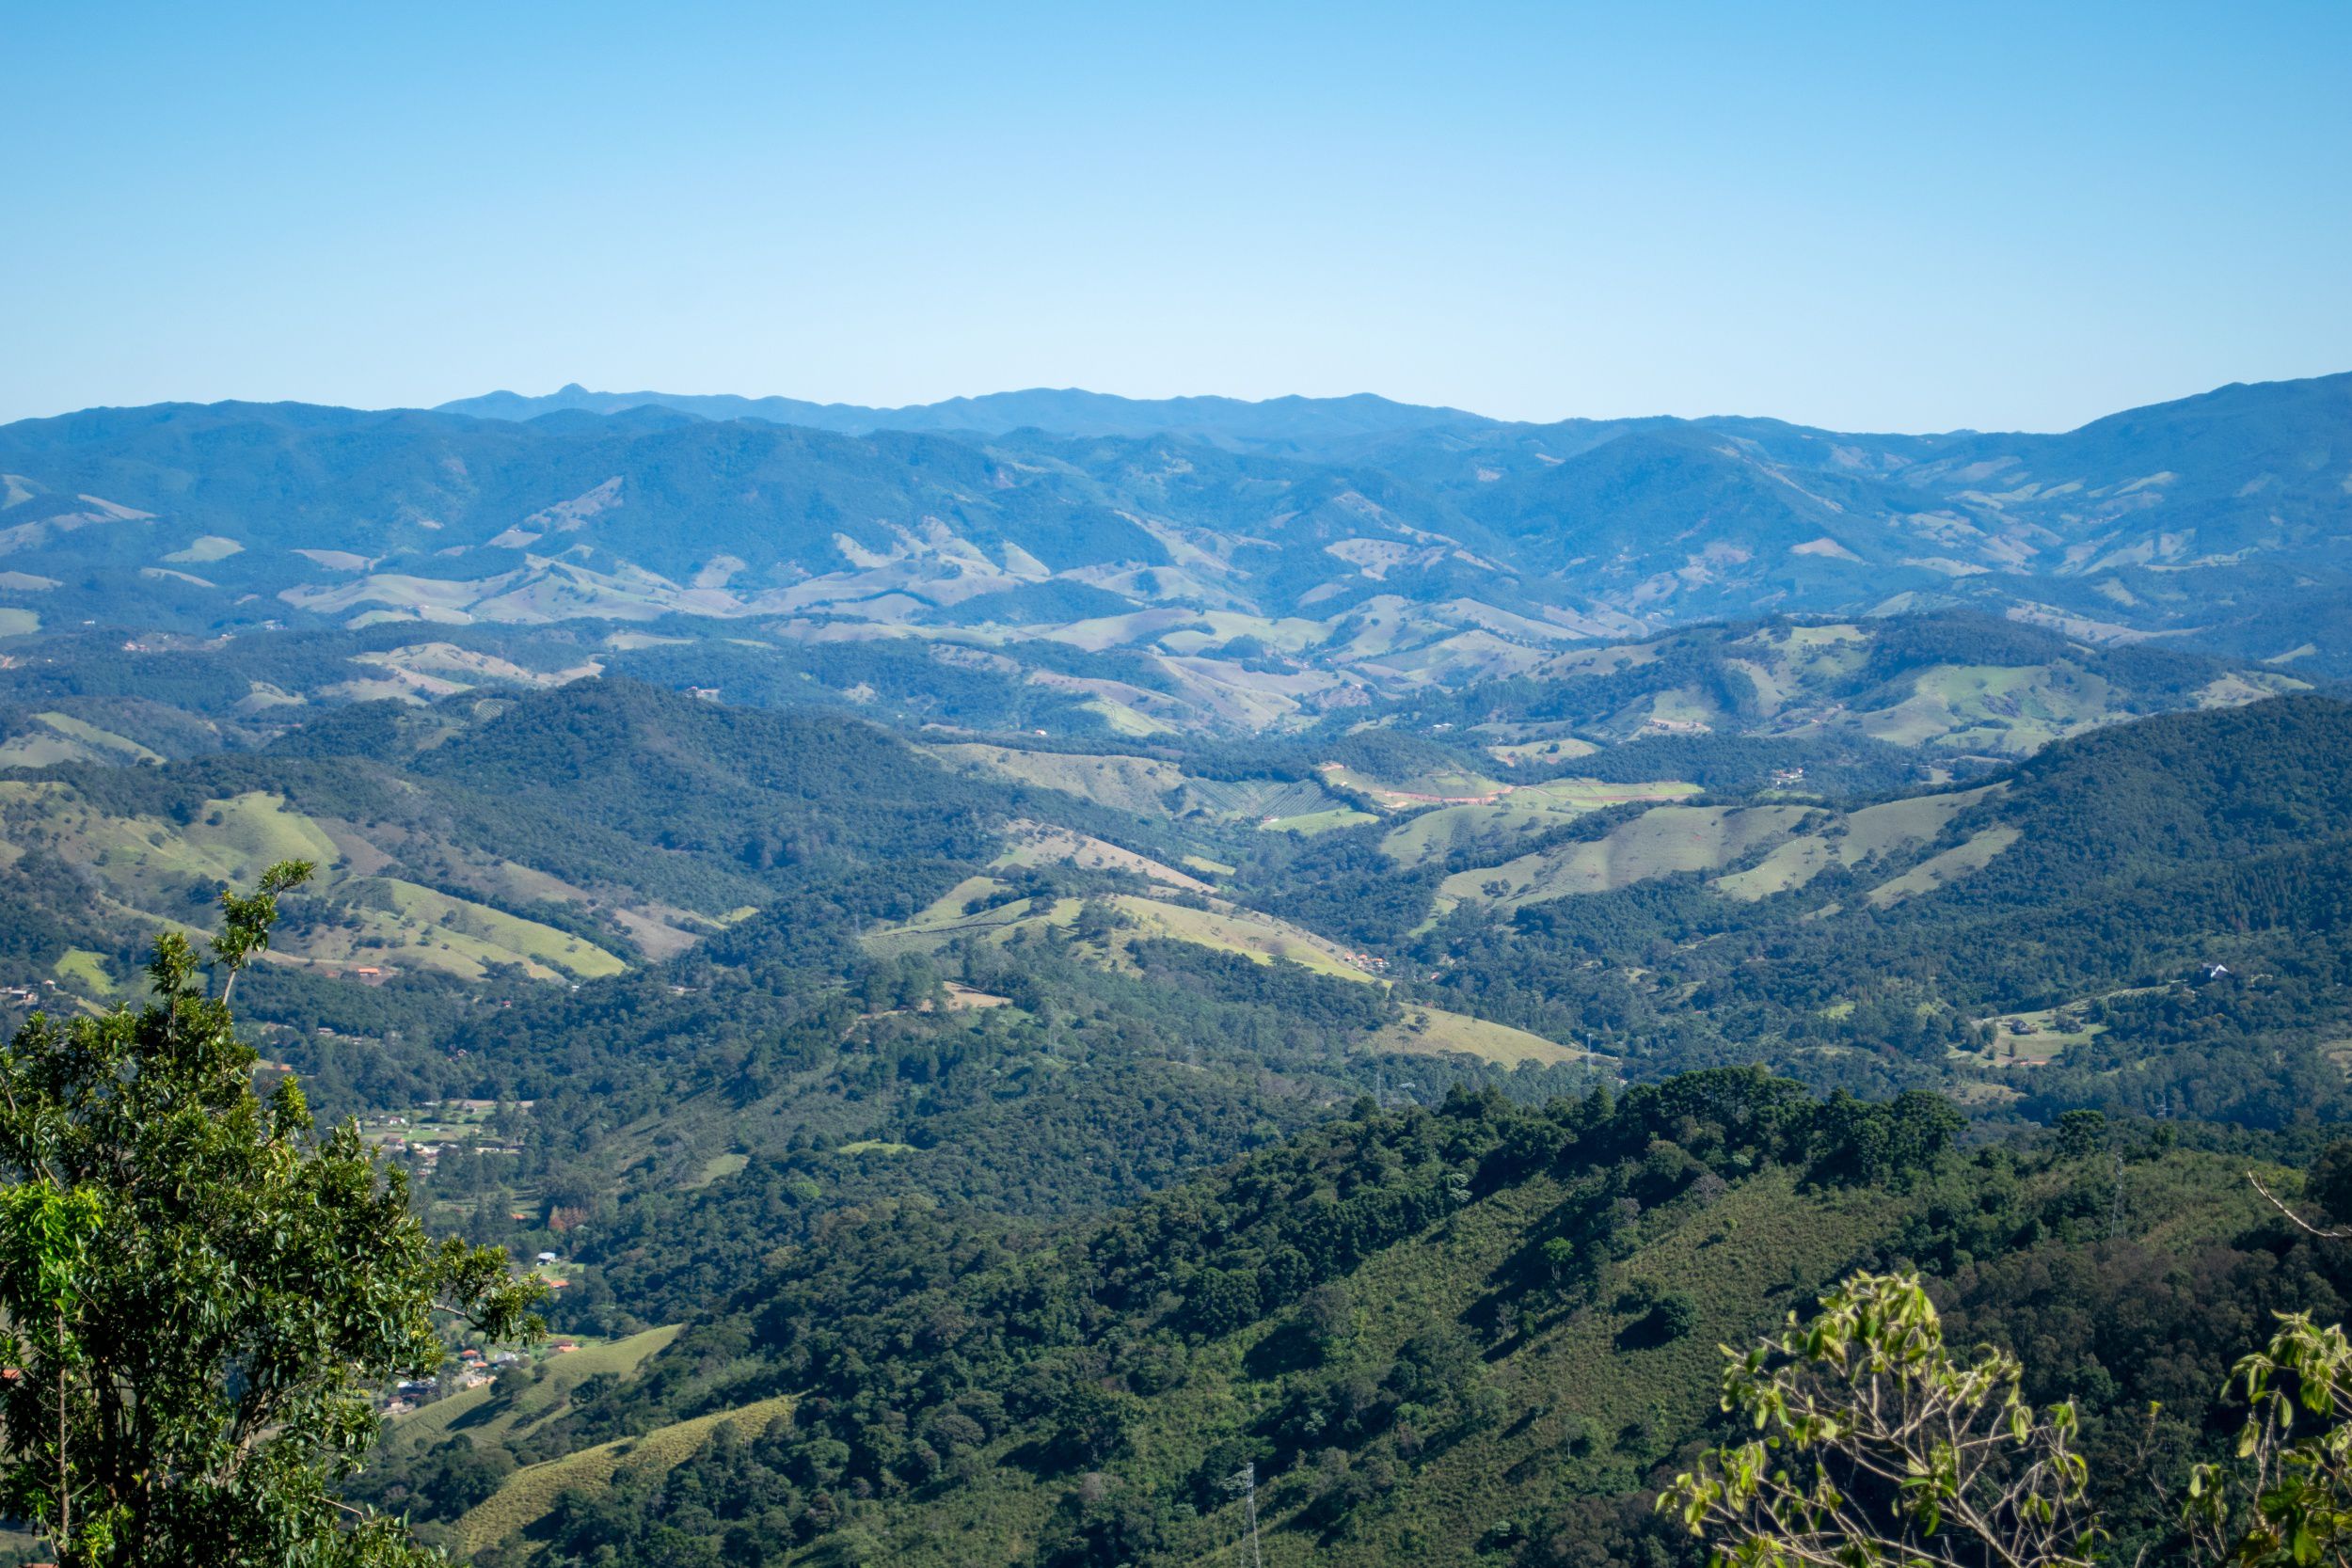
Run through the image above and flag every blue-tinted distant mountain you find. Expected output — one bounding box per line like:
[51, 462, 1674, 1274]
[0, 373, 2343, 689]
[434, 383, 1492, 453]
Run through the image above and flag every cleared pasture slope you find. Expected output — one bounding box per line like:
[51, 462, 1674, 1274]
[0, 784, 626, 983]
[386, 1324, 684, 1454]
[1382, 777, 1699, 867]
[993, 822, 1213, 890]
[1438, 803, 1812, 913]
[1709, 784, 2001, 900]
[863, 892, 1590, 1069]
[455, 1394, 796, 1555]
[1367, 1006, 1587, 1066]
[926, 741, 1350, 827]
[1864, 824, 2022, 907]
[1852, 663, 2132, 754]
[928, 742, 1194, 817]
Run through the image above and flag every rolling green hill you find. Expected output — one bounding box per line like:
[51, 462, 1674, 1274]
[1412, 693, 2352, 1127]
[400, 1070, 2352, 1568]
[0, 379, 2346, 1568]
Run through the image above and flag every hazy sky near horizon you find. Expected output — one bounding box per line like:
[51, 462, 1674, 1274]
[6, 2, 2348, 432]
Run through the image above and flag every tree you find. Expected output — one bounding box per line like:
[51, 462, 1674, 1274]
[2185, 1312, 2352, 1567]
[2304, 1141, 2352, 1227]
[1666, 1271, 2352, 1568]
[2056, 1110, 2108, 1161]
[0, 862, 544, 1566]
[1662, 1271, 2097, 1568]
[1649, 1290, 1700, 1342]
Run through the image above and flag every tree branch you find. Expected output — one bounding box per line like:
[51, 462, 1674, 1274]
[2248, 1169, 2352, 1239]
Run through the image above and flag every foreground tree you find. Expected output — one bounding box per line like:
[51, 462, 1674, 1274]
[1668, 1266, 2352, 1568]
[1662, 1270, 2098, 1568]
[2185, 1312, 2352, 1567]
[0, 863, 544, 1566]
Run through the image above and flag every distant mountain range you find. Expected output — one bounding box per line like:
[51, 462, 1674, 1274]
[433, 383, 1490, 451]
[0, 372, 2343, 684]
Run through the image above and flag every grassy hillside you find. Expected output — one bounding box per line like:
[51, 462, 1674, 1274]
[455, 1395, 797, 1557]
[387, 1326, 683, 1455]
[1380, 777, 1700, 868]
[0, 388, 2341, 1568]
[0, 777, 625, 990]
[1412, 693, 2352, 1127]
[864, 878, 1591, 1069]
[1383, 612, 2303, 764]
[1436, 802, 1815, 915]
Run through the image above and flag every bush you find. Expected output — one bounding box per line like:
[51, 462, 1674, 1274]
[1648, 1291, 1700, 1341]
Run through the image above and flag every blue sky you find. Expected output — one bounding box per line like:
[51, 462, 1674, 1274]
[5, 1, 2347, 430]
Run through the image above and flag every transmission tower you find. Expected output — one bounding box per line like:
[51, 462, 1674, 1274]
[1221, 1463, 1263, 1568]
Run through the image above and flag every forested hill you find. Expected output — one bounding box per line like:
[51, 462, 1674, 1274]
[378, 1069, 2352, 1568]
[404, 678, 1009, 878]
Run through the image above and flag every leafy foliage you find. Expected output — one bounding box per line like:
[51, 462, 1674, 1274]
[0, 864, 543, 1565]
[1665, 1271, 2097, 1568]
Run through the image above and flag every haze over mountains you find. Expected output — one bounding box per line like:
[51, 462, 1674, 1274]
[0, 372, 2344, 693]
